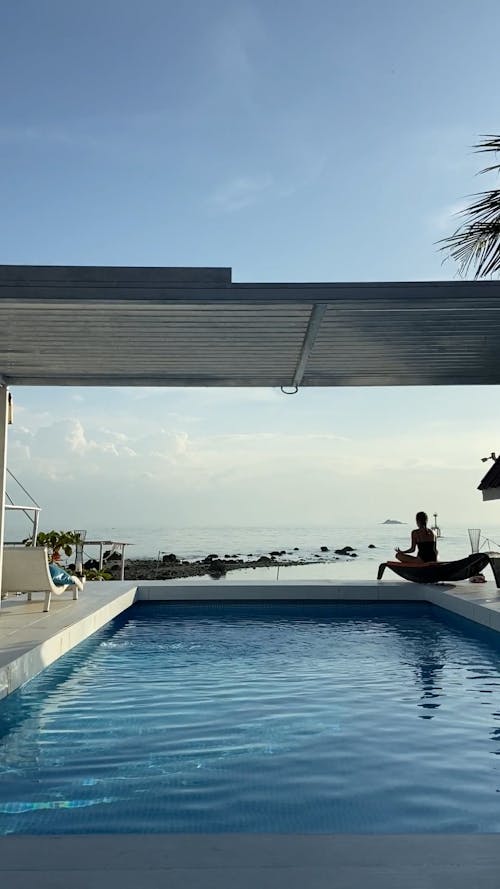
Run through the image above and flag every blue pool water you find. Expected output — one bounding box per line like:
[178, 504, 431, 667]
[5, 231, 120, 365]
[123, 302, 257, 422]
[1, 602, 500, 835]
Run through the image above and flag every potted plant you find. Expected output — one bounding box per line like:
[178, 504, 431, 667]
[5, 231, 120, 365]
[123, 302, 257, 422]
[31, 530, 81, 563]
[25, 530, 112, 580]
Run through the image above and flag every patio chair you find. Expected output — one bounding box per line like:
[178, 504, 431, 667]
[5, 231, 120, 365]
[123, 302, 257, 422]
[1, 546, 83, 612]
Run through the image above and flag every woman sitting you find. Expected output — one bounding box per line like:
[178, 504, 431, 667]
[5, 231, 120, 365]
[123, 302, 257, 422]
[395, 511, 437, 564]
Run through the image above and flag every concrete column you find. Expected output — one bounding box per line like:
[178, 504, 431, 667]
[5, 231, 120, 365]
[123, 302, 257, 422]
[0, 386, 9, 608]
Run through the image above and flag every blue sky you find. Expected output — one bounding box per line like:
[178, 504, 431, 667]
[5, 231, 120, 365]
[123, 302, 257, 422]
[2, 0, 500, 534]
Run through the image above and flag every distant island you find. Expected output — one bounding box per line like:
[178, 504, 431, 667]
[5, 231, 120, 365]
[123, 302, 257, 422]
[382, 519, 405, 524]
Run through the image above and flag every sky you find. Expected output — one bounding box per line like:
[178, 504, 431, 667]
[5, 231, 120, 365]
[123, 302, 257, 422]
[1, 0, 500, 534]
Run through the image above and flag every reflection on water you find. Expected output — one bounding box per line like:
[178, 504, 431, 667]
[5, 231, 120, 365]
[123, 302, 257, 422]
[400, 626, 446, 718]
[2, 603, 500, 834]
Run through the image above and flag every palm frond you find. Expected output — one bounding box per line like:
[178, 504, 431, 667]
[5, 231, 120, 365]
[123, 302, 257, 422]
[475, 135, 500, 152]
[475, 135, 500, 176]
[439, 135, 500, 278]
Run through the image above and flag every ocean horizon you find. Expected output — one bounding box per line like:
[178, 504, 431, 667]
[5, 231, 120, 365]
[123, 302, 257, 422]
[79, 522, 500, 582]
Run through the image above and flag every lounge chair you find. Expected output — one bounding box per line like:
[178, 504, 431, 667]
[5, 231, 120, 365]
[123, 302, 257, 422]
[377, 552, 490, 583]
[1, 546, 83, 612]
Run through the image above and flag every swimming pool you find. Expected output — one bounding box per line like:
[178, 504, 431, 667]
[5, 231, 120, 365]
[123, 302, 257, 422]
[1, 601, 500, 835]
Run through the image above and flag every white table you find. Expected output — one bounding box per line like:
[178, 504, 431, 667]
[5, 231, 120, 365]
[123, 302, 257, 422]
[76, 539, 132, 581]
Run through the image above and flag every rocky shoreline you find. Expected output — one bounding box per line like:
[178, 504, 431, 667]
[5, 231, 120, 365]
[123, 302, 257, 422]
[103, 544, 367, 581]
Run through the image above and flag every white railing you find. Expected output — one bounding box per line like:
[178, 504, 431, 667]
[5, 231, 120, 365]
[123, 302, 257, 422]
[4, 504, 41, 546]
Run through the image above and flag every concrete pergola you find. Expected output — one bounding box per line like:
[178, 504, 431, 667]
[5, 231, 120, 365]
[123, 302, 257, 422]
[1, 264, 500, 598]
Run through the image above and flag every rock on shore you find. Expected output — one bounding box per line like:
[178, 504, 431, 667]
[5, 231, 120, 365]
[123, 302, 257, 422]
[103, 542, 369, 581]
[109, 554, 308, 581]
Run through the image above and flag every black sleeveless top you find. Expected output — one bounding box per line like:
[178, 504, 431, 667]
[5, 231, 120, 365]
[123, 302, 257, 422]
[417, 538, 437, 562]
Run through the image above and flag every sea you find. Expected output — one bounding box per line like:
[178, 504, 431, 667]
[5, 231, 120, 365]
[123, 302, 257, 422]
[6, 513, 500, 582]
[77, 523, 500, 582]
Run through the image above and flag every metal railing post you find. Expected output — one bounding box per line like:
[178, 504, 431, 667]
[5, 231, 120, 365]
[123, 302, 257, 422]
[0, 386, 9, 607]
[32, 509, 40, 546]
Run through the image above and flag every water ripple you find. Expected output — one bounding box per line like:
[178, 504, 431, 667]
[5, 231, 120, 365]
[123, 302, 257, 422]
[2, 603, 500, 834]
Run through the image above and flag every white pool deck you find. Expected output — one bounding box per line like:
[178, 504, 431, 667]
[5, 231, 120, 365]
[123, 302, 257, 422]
[2, 577, 500, 888]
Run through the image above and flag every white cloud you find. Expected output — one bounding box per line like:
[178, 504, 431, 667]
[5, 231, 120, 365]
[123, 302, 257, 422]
[207, 2, 266, 85]
[100, 429, 131, 442]
[179, 388, 281, 404]
[5, 388, 500, 530]
[429, 201, 469, 234]
[208, 174, 273, 213]
[0, 123, 75, 146]
[66, 420, 88, 455]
